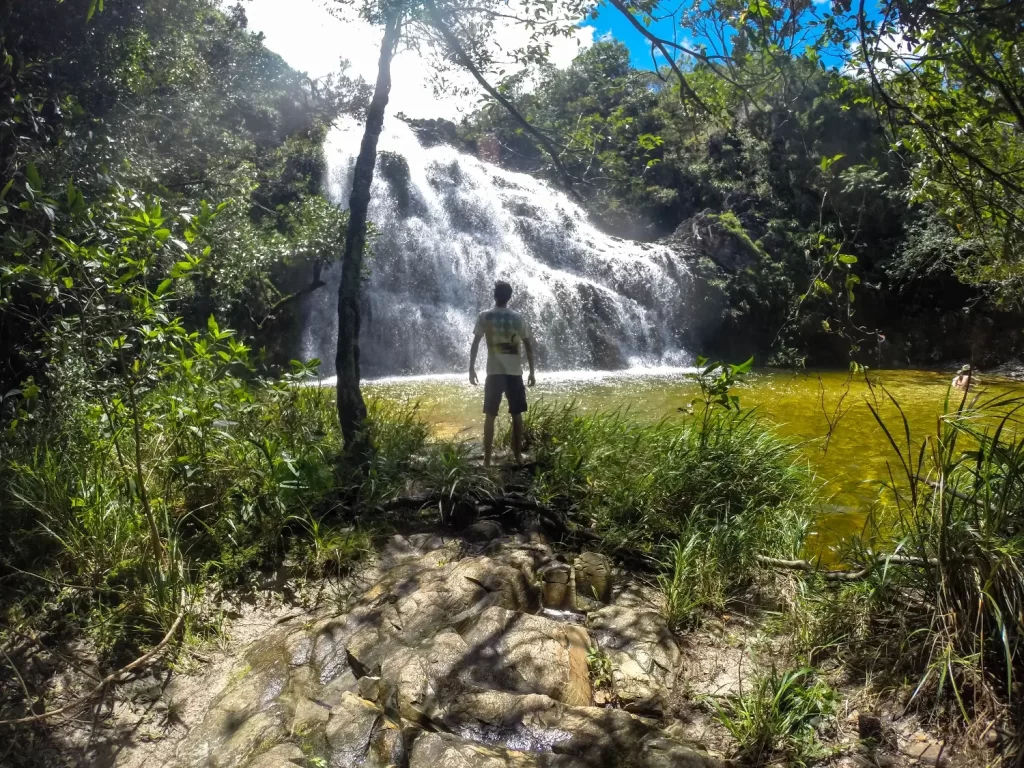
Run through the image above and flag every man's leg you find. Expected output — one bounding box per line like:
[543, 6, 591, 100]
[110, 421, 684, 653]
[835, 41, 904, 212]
[511, 413, 524, 465]
[482, 375, 502, 467]
[508, 375, 527, 465]
[483, 413, 497, 467]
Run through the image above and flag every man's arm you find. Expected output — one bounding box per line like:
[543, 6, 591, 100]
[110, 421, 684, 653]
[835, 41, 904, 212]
[523, 338, 536, 386]
[469, 333, 483, 385]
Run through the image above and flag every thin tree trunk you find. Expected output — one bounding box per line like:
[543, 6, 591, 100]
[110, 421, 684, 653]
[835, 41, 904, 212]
[335, 14, 401, 456]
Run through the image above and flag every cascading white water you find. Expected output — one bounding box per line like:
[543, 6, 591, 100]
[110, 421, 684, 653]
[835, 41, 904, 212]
[302, 119, 697, 378]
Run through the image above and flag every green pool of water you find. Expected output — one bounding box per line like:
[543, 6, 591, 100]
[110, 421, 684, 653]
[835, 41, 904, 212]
[363, 368, 1023, 557]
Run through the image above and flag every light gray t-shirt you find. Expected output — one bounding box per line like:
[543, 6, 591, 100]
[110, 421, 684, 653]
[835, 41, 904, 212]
[474, 308, 532, 376]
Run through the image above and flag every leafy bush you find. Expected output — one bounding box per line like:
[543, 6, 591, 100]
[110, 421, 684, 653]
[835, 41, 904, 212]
[712, 666, 838, 765]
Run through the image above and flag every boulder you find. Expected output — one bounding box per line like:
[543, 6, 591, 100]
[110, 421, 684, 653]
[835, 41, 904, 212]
[540, 563, 574, 611]
[409, 731, 550, 768]
[665, 209, 762, 274]
[166, 541, 720, 768]
[326, 692, 406, 767]
[173, 652, 293, 768]
[588, 604, 681, 714]
[379, 629, 474, 723]
[441, 690, 718, 768]
[460, 606, 592, 707]
[347, 556, 532, 676]
[246, 744, 306, 768]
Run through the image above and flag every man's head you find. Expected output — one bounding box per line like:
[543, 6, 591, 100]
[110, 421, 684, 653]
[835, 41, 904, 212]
[494, 280, 513, 307]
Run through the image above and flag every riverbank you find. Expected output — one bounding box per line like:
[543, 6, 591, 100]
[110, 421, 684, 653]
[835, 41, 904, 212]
[358, 367, 1024, 555]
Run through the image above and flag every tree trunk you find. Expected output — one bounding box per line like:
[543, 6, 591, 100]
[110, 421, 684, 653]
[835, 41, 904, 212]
[335, 14, 401, 456]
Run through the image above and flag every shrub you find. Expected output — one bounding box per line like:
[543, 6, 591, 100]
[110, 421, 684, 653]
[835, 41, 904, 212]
[712, 666, 838, 765]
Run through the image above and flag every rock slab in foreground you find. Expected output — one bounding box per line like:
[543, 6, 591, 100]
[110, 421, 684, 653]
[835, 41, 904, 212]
[165, 537, 720, 768]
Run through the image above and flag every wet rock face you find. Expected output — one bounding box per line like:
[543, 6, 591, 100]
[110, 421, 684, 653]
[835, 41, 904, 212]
[166, 537, 719, 768]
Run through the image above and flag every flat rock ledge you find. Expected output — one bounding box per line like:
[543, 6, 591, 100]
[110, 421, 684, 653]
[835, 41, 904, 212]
[165, 533, 721, 768]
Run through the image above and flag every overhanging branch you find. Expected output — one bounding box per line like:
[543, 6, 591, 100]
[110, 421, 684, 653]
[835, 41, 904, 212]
[424, 0, 582, 201]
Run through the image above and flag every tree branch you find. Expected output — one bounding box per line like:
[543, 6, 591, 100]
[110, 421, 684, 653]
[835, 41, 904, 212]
[605, 0, 711, 115]
[424, 0, 582, 201]
[0, 611, 184, 726]
[756, 553, 935, 581]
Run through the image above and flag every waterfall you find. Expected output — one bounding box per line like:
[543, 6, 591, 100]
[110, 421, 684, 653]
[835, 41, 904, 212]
[301, 119, 697, 378]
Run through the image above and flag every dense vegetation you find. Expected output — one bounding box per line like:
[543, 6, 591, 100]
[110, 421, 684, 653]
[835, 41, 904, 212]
[2, 0, 1023, 764]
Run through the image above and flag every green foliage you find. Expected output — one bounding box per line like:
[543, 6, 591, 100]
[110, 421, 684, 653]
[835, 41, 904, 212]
[693, 355, 754, 412]
[0, 0, 366, 393]
[862, 388, 1024, 721]
[711, 666, 838, 765]
[587, 644, 613, 690]
[522, 399, 812, 554]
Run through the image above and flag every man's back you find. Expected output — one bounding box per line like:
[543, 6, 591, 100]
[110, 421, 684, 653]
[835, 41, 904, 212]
[475, 307, 531, 376]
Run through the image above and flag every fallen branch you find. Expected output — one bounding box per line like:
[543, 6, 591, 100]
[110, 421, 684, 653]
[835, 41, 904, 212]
[918, 477, 997, 511]
[0, 611, 185, 727]
[756, 553, 934, 582]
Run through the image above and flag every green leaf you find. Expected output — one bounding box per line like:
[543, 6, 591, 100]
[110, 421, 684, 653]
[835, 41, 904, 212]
[0, 178, 15, 201]
[155, 278, 173, 296]
[25, 162, 42, 190]
[732, 357, 754, 375]
[207, 314, 220, 337]
[837, 254, 858, 265]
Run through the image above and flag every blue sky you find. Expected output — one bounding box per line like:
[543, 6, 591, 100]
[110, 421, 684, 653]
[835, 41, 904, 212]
[588, 0, 866, 72]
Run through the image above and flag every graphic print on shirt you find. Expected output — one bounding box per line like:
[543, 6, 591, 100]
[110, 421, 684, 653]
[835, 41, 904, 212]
[475, 308, 532, 377]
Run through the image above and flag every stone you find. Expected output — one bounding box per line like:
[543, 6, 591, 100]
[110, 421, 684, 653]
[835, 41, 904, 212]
[540, 563, 574, 610]
[465, 519, 504, 542]
[408, 731, 550, 768]
[379, 629, 473, 723]
[573, 553, 612, 606]
[326, 692, 406, 768]
[460, 606, 592, 706]
[905, 739, 951, 767]
[173, 654, 292, 768]
[444, 691, 717, 768]
[588, 604, 680, 714]
[347, 556, 532, 676]
[160, 543, 722, 768]
[246, 744, 306, 768]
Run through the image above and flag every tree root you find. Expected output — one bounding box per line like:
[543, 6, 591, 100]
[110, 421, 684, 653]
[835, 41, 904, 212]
[0, 611, 185, 727]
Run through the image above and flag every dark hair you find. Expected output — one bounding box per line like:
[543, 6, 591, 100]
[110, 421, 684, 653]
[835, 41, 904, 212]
[494, 281, 513, 306]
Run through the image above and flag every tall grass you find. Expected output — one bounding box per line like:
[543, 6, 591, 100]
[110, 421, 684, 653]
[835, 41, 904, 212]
[523, 401, 815, 622]
[790, 385, 1024, 757]
[866, 387, 1024, 733]
[0, 372, 433, 657]
[712, 665, 838, 766]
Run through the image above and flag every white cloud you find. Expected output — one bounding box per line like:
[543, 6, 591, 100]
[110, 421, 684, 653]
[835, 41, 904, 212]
[243, 0, 594, 120]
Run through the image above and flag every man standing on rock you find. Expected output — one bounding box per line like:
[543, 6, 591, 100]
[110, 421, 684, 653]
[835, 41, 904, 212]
[469, 280, 536, 467]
